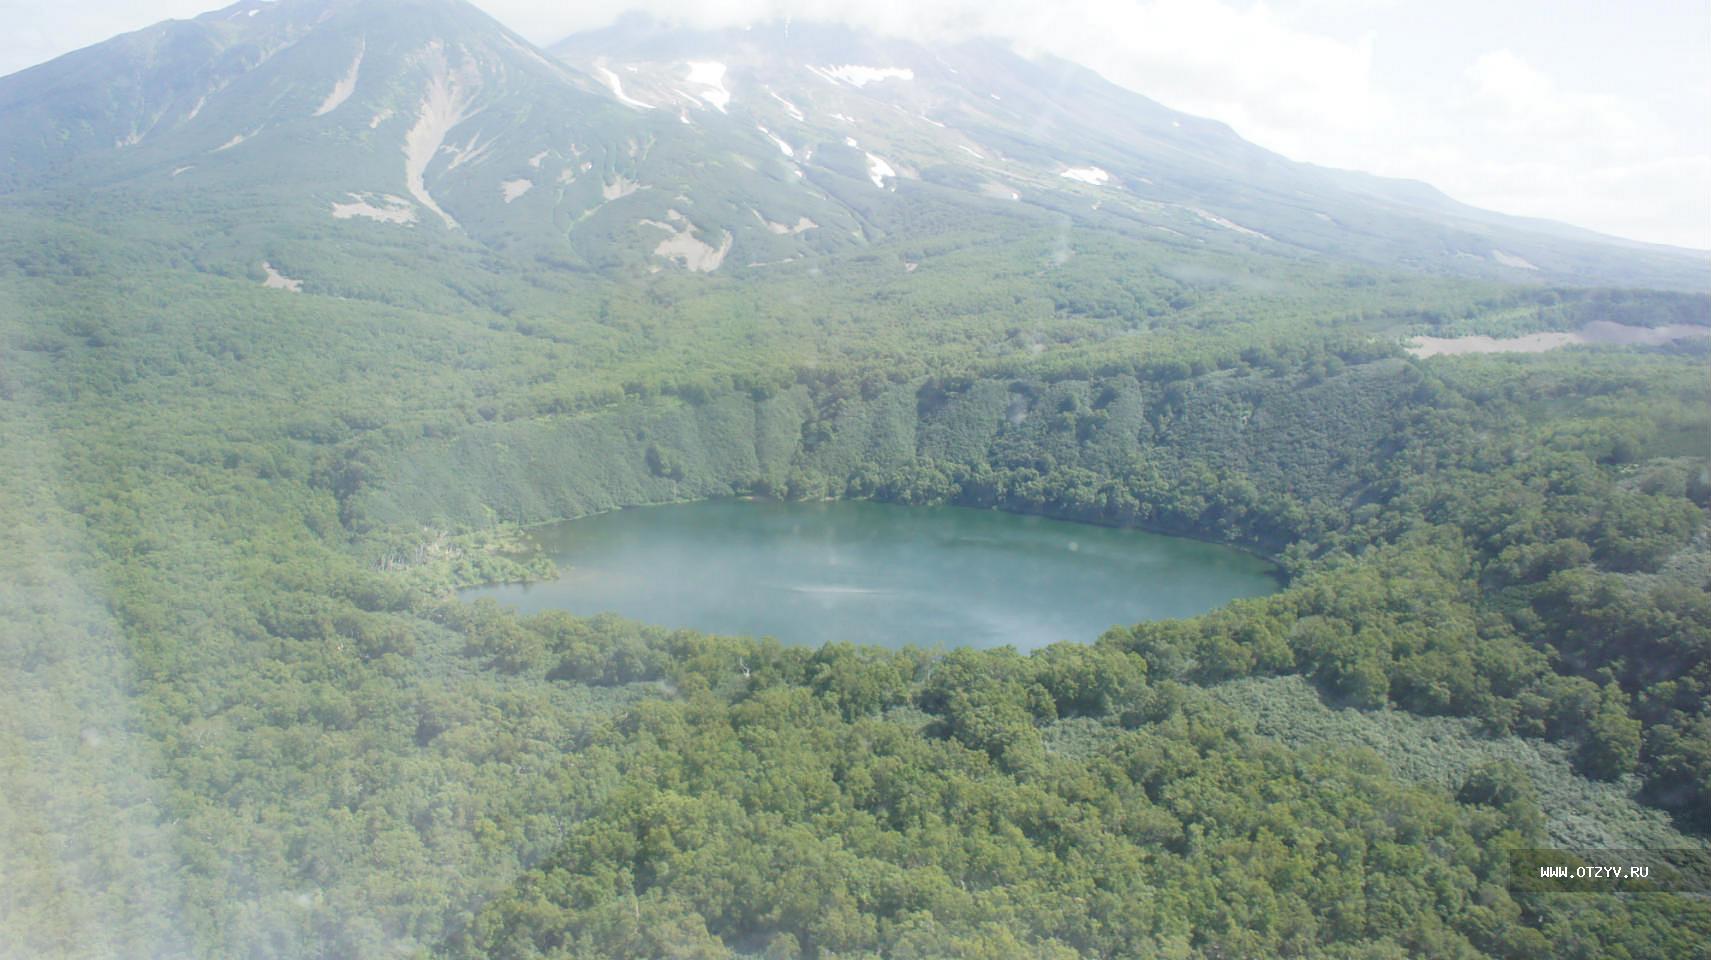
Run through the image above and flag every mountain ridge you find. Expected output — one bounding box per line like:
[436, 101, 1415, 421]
[0, 0, 1705, 292]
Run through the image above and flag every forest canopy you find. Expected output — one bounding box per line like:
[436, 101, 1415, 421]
[2, 145, 1708, 959]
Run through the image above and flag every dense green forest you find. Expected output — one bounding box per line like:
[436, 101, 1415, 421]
[3, 198, 1709, 960]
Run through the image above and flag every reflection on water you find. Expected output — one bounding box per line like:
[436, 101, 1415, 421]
[460, 499, 1281, 651]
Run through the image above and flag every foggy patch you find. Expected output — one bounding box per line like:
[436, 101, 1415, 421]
[788, 584, 885, 596]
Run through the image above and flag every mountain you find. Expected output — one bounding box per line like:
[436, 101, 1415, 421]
[0, 0, 1705, 294]
[551, 15, 1709, 289]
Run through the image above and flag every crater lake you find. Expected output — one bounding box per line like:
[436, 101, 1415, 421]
[460, 499, 1281, 651]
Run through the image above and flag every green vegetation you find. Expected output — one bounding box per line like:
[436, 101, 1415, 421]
[5, 1, 1709, 953]
[4, 139, 1709, 958]
[452, 646, 1709, 959]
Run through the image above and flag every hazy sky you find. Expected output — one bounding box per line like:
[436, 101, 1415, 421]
[3, 0, 1707, 249]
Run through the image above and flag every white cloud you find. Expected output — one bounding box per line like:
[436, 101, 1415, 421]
[1006, 0, 1390, 162]
[1025, 10, 1707, 248]
[1463, 50, 1645, 163]
[1375, 49, 1711, 248]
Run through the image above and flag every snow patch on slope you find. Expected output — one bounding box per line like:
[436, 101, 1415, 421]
[822, 65, 914, 87]
[1059, 166, 1109, 185]
[314, 40, 364, 116]
[757, 125, 794, 157]
[685, 61, 730, 112]
[597, 63, 654, 110]
[866, 152, 896, 189]
[768, 90, 804, 121]
[501, 179, 533, 202]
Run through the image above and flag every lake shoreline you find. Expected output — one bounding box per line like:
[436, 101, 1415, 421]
[461, 498, 1282, 651]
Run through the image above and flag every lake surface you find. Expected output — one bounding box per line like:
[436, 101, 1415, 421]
[461, 500, 1281, 651]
